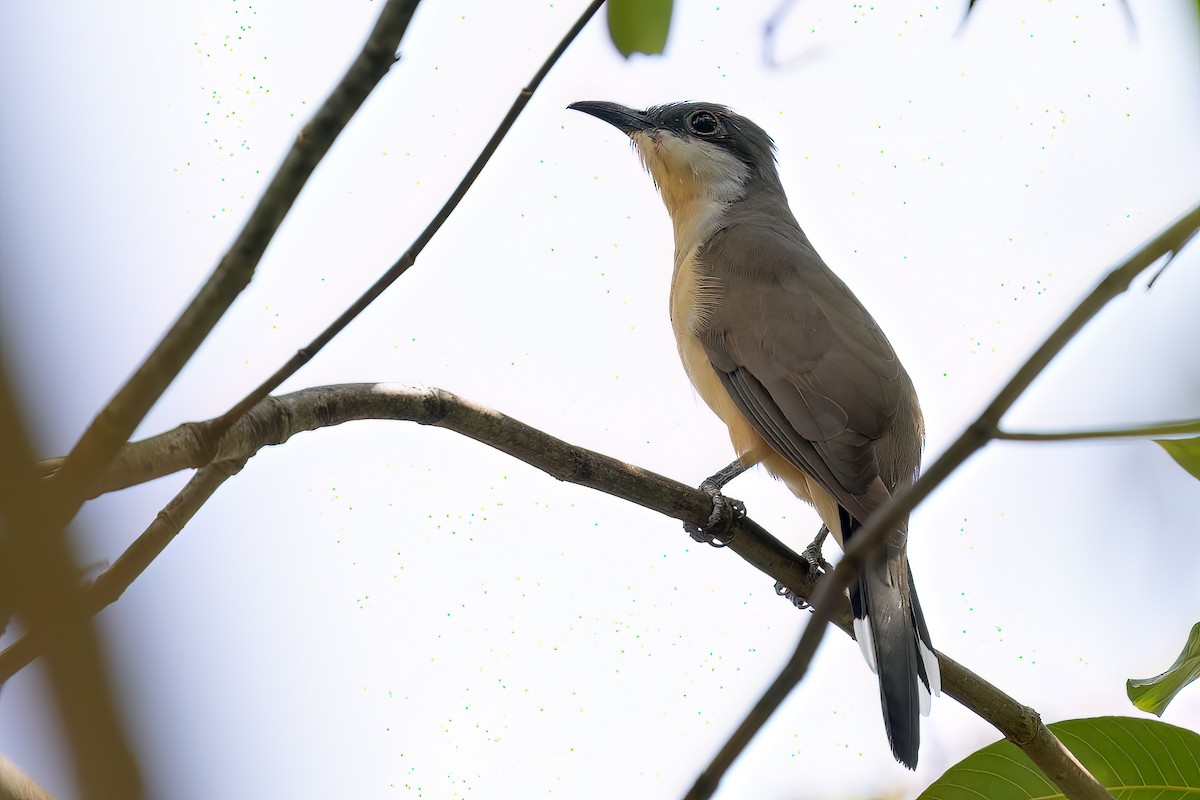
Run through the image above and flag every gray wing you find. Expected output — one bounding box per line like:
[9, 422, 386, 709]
[698, 222, 921, 521]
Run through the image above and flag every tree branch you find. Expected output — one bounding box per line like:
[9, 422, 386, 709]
[686, 201, 1200, 800]
[1, 384, 1135, 800]
[44, 0, 423, 523]
[994, 417, 1200, 442]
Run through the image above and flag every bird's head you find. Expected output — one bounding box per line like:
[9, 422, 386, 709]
[568, 101, 783, 211]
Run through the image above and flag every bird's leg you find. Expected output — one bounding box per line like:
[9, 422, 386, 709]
[802, 524, 833, 574]
[684, 460, 747, 547]
[774, 524, 832, 610]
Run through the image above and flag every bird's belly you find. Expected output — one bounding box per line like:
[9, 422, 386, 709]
[671, 247, 776, 471]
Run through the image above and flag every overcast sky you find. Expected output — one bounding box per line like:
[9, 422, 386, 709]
[2, 1, 1199, 798]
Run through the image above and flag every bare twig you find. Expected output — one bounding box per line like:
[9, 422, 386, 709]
[685, 201, 1200, 800]
[202, 0, 606, 444]
[53, 409, 1199, 501]
[44, 0, 423, 523]
[995, 417, 1200, 442]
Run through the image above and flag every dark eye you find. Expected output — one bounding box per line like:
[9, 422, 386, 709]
[687, 110, 721, 136]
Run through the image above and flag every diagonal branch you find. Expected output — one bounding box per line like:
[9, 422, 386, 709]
[685, 201, 1200, 800]
[45, 0, 423, 521]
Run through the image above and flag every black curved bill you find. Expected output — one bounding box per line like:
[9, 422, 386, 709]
[567, 101, 653, 134]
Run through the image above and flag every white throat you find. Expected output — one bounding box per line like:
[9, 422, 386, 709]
[631, 130, 751, 251]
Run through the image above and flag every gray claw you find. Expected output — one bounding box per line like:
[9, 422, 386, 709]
[774, 581, 810, 610]
[685, 486, 744, 547]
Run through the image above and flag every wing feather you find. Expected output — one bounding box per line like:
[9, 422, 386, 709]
[697, 221, 921, 518]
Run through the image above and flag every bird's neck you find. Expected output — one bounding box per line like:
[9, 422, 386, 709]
[661, 186, 737, 256]
[632, 131, 751, 254]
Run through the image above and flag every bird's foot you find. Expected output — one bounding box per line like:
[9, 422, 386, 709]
[774, 525, 834, 610]
[774, 581, 810, 610]
[684, 465, 747, 547]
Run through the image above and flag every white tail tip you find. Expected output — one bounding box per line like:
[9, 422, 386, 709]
[853, 617, 878, 674]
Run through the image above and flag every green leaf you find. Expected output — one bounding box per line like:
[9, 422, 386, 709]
[1128, 621, 1200, 716]
[606, 0, 673, 57]
[1156, 436, 1200, 480]
[917, 717, 1200, 799]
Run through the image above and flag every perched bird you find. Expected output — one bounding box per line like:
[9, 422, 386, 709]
[568, 100, 940, 768]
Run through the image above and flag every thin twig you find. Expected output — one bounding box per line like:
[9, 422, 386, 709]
[994, 418, 1200, 442]
[44, 0, 423, 522]
[685, 200, 1200, 800]
[203, 0, 606, 443]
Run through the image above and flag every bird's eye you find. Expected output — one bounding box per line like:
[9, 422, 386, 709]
[687, 111, 721, 136]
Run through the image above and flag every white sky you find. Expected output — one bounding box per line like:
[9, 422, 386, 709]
[1, 1, 1199, 798]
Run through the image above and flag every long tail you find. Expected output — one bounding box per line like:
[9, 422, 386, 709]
[846, 521, 940, 769]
